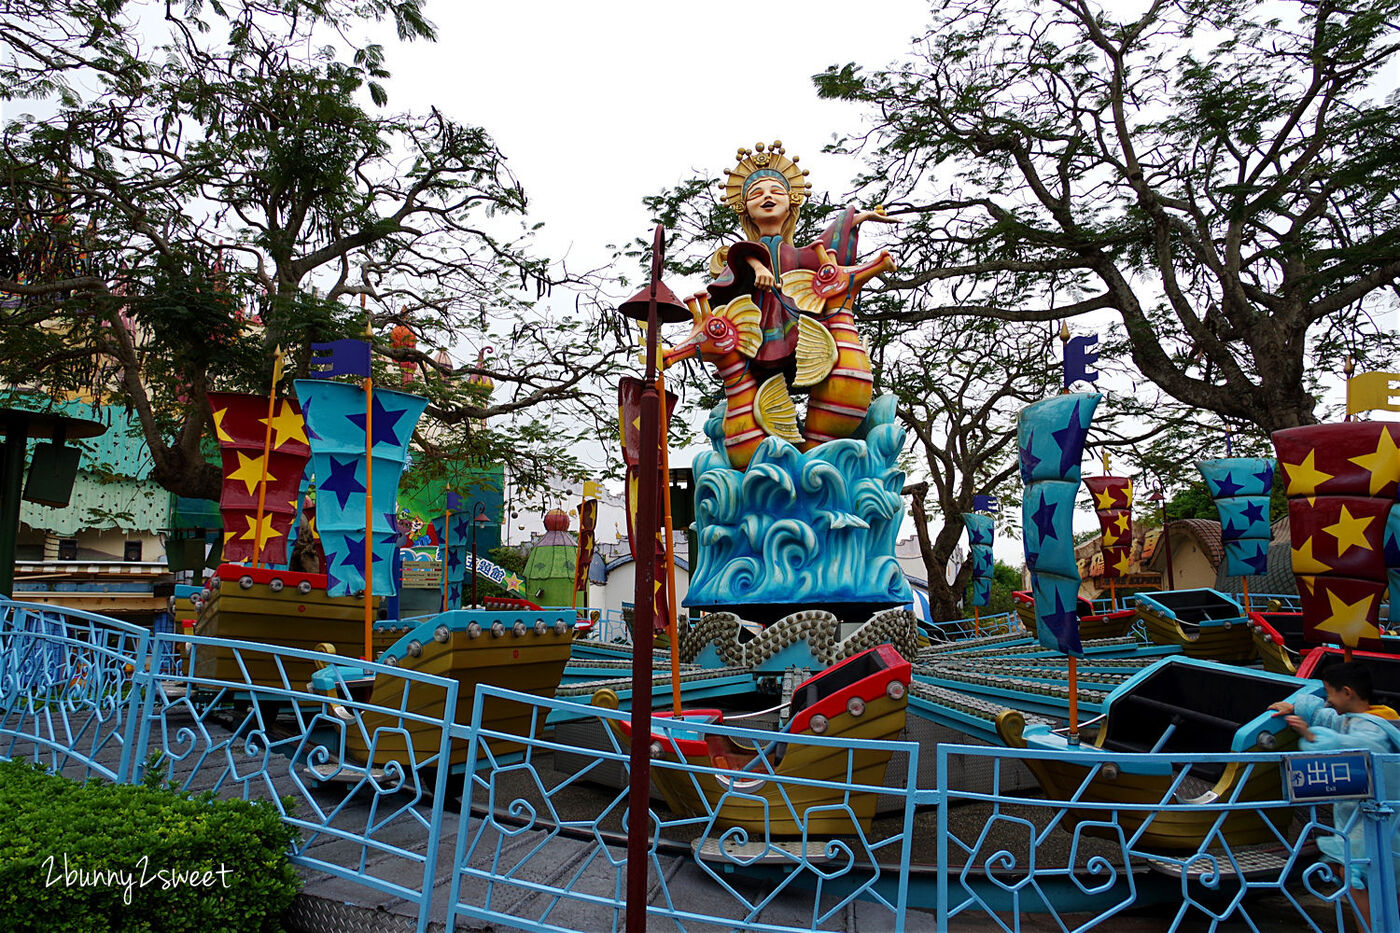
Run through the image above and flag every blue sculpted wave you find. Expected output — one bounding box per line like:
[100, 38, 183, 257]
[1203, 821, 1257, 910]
[685, 394, 913, 609]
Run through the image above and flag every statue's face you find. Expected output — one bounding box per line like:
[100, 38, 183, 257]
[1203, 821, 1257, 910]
[744, 177, 790, 231]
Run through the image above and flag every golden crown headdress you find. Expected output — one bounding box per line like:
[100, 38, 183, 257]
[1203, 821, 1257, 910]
[720, 140, 812, 215]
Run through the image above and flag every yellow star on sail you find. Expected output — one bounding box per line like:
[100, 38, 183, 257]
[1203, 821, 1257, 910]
[241, 513, 280, 547]
[1346, 426, 1400, 496]
[1113, 513, 1131, 533]
[1281, 450, 1334, 496]
[1093, 487, 1117, 510]
[211, 405, 231, 442]
[1313, 588, 1380, 646]
[1291, 537, 1331, 574]
[1113, 551, 1133, 576]
[228, 451, 274, 495]
[1322, 505, 1373, 556]
[260, 400, 307, 450]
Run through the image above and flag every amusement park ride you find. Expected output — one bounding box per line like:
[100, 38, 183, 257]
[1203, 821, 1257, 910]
[10, 140, 1400, 931]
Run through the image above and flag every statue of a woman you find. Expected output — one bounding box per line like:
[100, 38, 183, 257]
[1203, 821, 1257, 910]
[706, 140, 896, 385]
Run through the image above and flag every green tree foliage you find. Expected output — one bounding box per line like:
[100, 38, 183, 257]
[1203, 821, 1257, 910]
[0, 1, 617, 500]
[816, 0, 1400, 435]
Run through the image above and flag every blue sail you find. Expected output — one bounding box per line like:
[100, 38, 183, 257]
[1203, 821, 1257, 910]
[1197, 458, 1275, 577]
[1019, 393, 1101, 656]
[433, 510, 472, 609]
[294, 380, 428, 598]
[962, 512, 995, 607]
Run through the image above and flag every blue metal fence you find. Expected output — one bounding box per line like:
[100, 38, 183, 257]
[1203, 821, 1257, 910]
[446, 686, 922, 933]
[934, 742, 1400, 933]
[0, 598, 457, 933]
[3, 597, 1400, 932]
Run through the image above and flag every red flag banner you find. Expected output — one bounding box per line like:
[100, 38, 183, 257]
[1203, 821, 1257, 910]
[618, 377, 678, 635]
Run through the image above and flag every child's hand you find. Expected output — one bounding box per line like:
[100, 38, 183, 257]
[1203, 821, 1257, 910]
[1268, 701, 1294, 716]
[1284, 715, 1315, 742]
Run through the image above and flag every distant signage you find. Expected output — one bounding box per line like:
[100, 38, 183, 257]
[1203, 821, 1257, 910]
[1284, 751, 1374, 803]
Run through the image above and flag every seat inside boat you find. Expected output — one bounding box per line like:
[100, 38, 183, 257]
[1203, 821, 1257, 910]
[1308, 650, 1400, 710]
[1142, 589, 1242, 626]
[1099, 660, 1298, 780]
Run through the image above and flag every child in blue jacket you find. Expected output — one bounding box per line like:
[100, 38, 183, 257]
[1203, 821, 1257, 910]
[1270, 661, 1400, 927]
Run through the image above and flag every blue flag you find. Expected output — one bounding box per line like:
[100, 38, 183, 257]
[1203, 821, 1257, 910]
[1063, 334, 1100, 389]
[972, 494, 998, 513]
[310, 339, 372, 379]
[445, 491, 463, 512]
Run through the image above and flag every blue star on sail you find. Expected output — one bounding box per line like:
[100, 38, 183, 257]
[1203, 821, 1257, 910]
[346, 393, 411, 450]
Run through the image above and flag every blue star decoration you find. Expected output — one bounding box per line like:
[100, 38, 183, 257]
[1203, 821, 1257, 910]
[1019, 430, 1042, 483]
[447, 549, 464, 572]
[1383, 523, 1400, 565]
[1040, 588, 1081, 653]
[1252, 463, 1275, 491]
[318, 454, 366, 510]
[300, 396, 320, 441]
[1032, 495, 1060, 542]
[1221, 518, 1244, 542]
[1241, 500, 1266, 525]
[335, 533, 386, 576]
[346, 394, 409, 449]
[1050, 400, 1089, 477]
[1210, 471, 1244, 498]
[1245, 547, 1270, 574]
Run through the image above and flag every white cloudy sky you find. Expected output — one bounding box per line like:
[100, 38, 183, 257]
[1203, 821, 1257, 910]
[379, 0, 930, 279]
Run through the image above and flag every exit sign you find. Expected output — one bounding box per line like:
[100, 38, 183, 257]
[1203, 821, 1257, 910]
[1284, 751, 1374, 803]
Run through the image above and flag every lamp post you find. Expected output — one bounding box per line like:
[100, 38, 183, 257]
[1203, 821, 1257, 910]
[616, 225, 690, 933]
[1147, 487, 1176, 590]
[470, 501, 490, 608]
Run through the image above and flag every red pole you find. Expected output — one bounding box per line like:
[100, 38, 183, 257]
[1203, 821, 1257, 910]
[625, 228, 664, 933]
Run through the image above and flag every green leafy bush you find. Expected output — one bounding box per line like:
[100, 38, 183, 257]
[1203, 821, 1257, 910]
[0, 759, 300, 932]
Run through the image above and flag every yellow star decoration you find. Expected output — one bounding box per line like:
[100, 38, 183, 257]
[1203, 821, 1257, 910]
[1093, 487, 1117, 510]
[1322, 505, 1374, 556]
[228, 451, 273, 495]
[503, 572, 524, 593]
[1281, 450, 1334, 496]
[211, 405, 231, 442]
[1346, 426, 1400, 497]
[1313, 587, 1380, 646]
[1291, 538, 1331, 574]
[1124, 478, 1133, 507]
[241, 513, 280, 547]
[1114, 512, 1131, 533]
[260, 400, 307, 450]
[1113, 551, 1133, 576]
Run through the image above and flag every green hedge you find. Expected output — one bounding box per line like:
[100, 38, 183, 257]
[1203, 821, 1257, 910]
[0, 759, 301, 932]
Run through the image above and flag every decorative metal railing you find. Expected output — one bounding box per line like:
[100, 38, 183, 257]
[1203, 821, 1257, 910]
[0, 598, 457, 933]
[447, 686, 922, 933]
[934, 743, 1400, 933]
[4, 597, 1400, 933]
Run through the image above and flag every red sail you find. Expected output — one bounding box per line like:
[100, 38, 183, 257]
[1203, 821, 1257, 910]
[1083, 476, 1133, 579]
[208, 392, 311, 566]
[1273, 422, 1400, 650]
